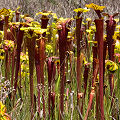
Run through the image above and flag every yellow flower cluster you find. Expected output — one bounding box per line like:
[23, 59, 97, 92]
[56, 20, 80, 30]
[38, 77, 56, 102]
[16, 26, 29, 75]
[105, 60, 118, 73]
[36, 11, 52, 16]
[20, 52, 29, 77]
[86, 3, 106, 11]
[0, 101, 11, 120]
[4, 40, 14, 48]
[36, 11, 58, 20]
[113, 31, 120, 41]
[86, 25, 96, 34]
[20, 52, 29, 62]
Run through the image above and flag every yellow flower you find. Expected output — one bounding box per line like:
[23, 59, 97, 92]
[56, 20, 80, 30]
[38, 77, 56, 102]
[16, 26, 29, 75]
[51, 13, 58, 19]
[0, 101, 6, 114]
[34, 29, 47, 34]
[58, 17, 68, 23]
[74, 8, 90, 18]
[0, 101, 11, 120]
[20, 52, 29, 68]
[0, 31, 4, 40]
[114, 18, 119, 23]
[36, 12, 49, 16]
[113, 31, 120, 41]
[86, 29, 92, 34]
[0, 8, 10, 16]
[82, 21, 86, 25]
[21, 72, 29, 77]
[104, 34, 107, 41]
[74, 8, 90, 13]
[115, 40, 120, 49]
[86, 25, 96, 34]
[116, 25, 120, 30]
[16, 6, 20, 11]
[24, 17, 34, 22]
[89, 26, 96, 31]
[67, 32, 73, 39]
[36, 11, 52, 16]
[86, 18, 92, 21]
[88, 41, 97, 44]
[105, 60, 118, 73]
[4, 40, 14, 48]
[0, 47, 4, 60]
[85, 3, 106, 11]
[45, 44, 53, 53]
[0, 56, 4, 59]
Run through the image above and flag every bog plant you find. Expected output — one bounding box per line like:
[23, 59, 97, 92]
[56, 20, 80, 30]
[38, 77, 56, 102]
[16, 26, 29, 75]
[0, 3, 120, 120]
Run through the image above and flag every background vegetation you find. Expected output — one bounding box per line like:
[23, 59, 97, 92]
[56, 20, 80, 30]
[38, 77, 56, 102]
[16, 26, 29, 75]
[0, 0, 120, 19]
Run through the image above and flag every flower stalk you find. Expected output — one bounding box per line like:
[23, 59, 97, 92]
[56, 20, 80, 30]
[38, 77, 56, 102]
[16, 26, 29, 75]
[57, 18, 71, 119]
[95, 19, 104, 120]
[26, 31, 36, 120]
[35, 47, 41, 115]
[47, 57, 56, 119]
[105, 14, 117, 96]
[14, 25, 24, 99]
[76, 17, 82, 107]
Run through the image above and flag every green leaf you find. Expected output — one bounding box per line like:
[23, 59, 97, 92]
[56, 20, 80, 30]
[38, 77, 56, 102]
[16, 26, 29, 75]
[55, 75, 60, 92]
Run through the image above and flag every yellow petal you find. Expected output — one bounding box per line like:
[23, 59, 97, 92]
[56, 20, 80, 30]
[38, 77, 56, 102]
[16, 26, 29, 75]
[74, 8, 90, 13]
[86, 3, 106, 11]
